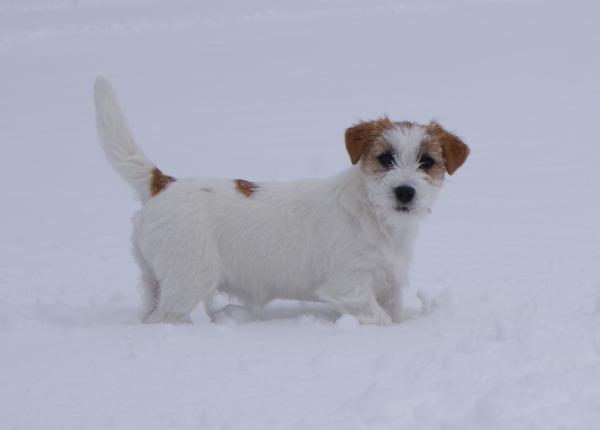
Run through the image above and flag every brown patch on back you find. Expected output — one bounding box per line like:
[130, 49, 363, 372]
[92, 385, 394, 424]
[234, 179, 258, 197]
[425, 121, 470, 175]
[150, 167, 175, 196]
[345, 117, 394, 165]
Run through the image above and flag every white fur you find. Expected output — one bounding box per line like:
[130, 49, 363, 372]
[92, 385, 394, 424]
[94, 77, 445, 325]
[94, 77, 154, 201]
[365, 126, 441, 228]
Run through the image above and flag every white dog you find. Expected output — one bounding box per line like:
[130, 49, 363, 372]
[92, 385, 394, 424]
[94, 77, 469, 325]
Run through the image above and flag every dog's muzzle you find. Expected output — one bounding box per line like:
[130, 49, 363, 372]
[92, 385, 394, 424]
[394, 186, 415, 204]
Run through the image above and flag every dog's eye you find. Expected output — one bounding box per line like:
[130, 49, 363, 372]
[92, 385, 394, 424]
[377, 152, 395, 169]
[418, 154, 436, 170]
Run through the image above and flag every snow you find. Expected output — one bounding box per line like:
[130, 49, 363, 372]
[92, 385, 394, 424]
[1, 0, 600, 428]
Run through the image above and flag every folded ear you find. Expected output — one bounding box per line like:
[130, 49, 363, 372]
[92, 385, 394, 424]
[427, 121, 470, 175]
[345, 122, 373, 165]
[345, 118, 393, 165]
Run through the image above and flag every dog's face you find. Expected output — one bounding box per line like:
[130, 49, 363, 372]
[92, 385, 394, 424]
[345, 118, 469, 221]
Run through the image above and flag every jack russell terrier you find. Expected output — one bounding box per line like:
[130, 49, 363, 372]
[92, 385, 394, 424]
[94, 77, 469, 325]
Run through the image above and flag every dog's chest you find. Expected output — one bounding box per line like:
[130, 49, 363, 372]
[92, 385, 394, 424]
[370, 240, 410, 292]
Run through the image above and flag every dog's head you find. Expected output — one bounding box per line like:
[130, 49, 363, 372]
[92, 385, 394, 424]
[345, 118, 469, 220]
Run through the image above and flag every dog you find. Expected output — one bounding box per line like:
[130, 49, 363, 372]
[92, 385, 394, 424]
[94, 77, 469, 325]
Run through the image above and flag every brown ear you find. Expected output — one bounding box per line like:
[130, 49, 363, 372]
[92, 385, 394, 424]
[345, 118, 392, 165]
[427, 121, 470, 175]
[345, 122, 372, 165]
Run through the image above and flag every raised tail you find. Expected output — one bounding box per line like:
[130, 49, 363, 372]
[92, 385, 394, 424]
[94, 77, 172, 201]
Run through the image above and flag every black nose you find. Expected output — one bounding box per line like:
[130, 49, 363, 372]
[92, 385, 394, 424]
[394, 186, 415, 204]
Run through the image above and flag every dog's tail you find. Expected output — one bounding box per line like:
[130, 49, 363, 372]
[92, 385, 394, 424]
[94, 77, 171, 202]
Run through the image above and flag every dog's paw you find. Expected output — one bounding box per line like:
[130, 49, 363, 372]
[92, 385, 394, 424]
[335, 314, 360, 329]
[212, 304, 254, 324]
[354, 310, 393, 326]
[143, 311, 192, 324]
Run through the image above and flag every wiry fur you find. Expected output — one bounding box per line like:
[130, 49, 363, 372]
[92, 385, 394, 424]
[94, 77, 155, 202]
[93, 77, 469, 325]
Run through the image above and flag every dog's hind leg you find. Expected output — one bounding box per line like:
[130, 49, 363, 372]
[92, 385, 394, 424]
[132, 245, 160, 321]
[203, 287, 257, 323]
[133, 241, 209, 324]
[145, 268, 219, 324]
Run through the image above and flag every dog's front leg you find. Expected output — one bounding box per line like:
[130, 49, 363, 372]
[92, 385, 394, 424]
[379, 283, 404, 324]
[316, 277, 392, 325]
[386, 265, 411, 323]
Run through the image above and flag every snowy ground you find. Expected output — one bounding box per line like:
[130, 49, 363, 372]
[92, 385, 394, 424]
[2, 0, 600, 429]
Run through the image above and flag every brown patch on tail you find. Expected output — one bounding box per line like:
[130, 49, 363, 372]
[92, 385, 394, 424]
[234, 179, 258, 197]
[150, 167, 175, 196]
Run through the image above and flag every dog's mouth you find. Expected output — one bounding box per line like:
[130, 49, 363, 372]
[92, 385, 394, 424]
[395, 206, 433, 215]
